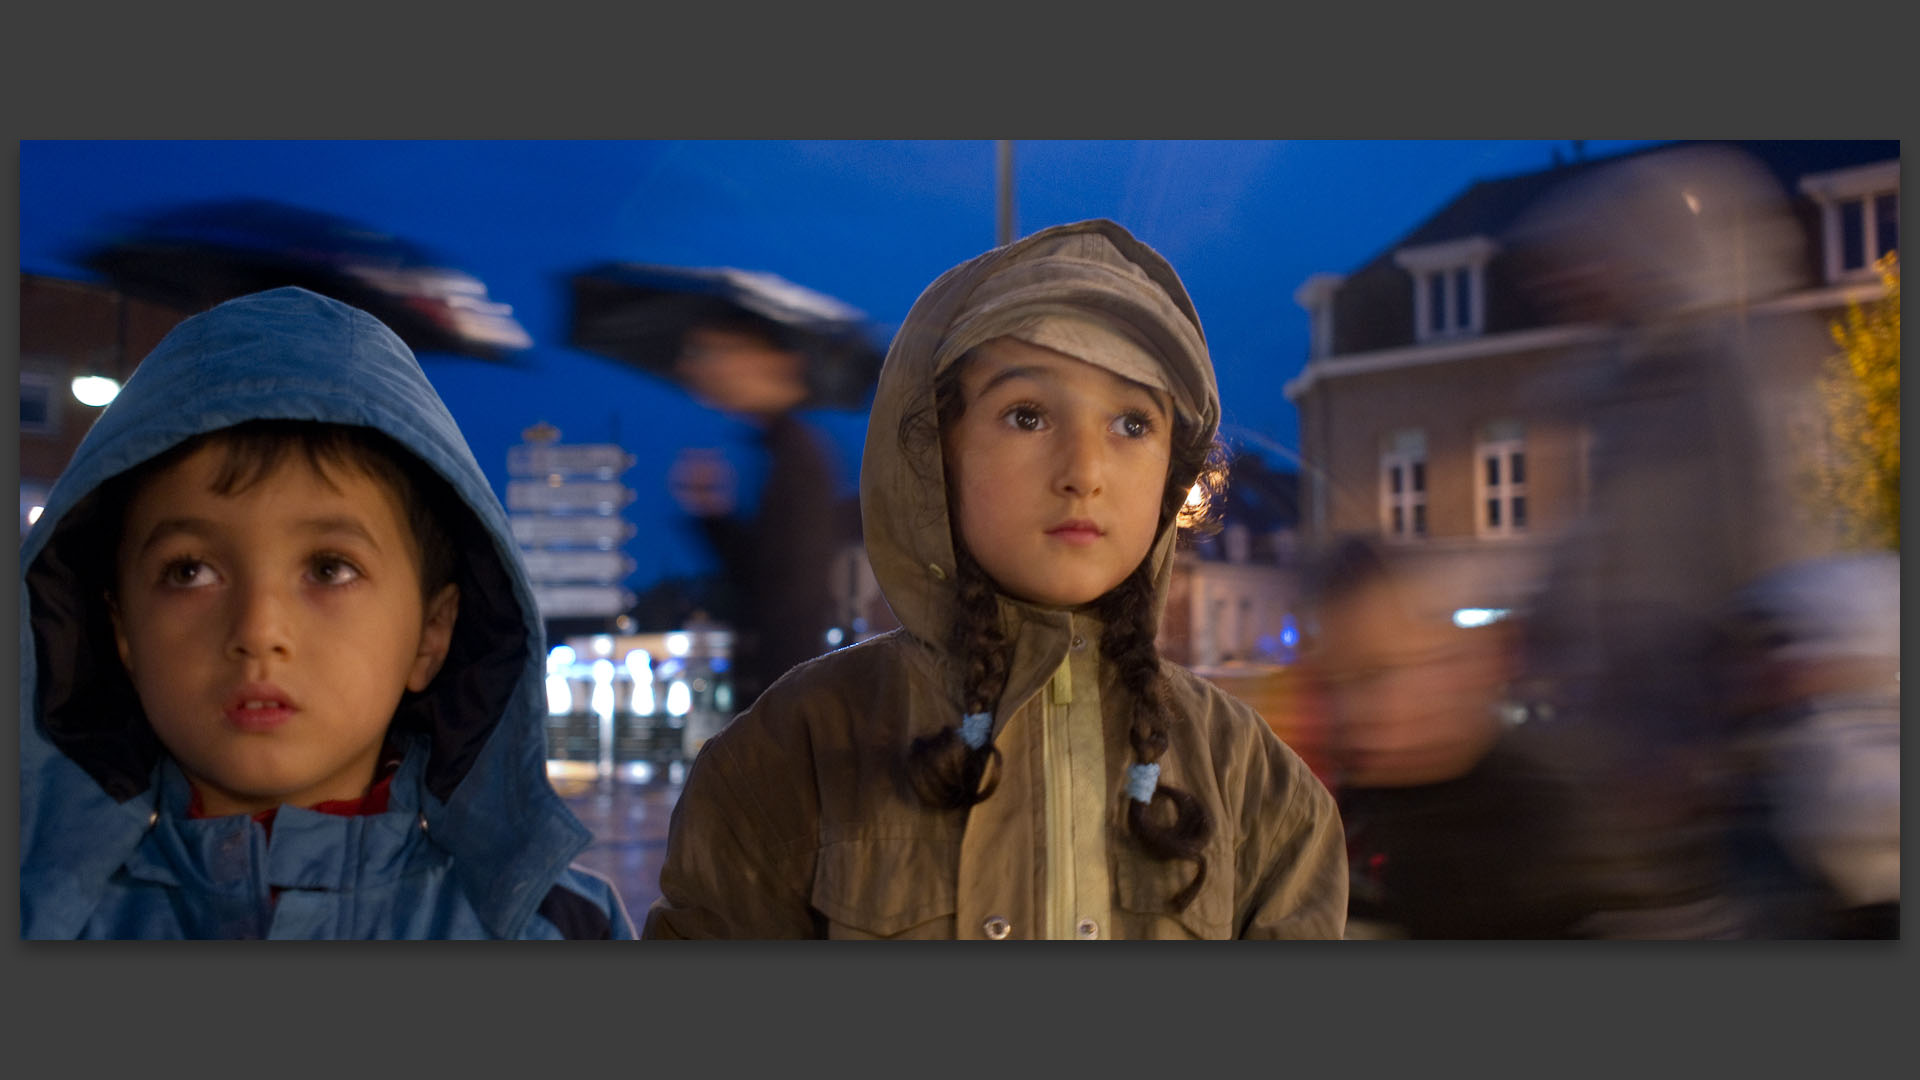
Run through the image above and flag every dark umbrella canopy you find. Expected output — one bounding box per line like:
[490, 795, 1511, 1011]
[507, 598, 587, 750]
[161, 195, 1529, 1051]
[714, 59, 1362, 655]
[79, 198, 533, 362]
[567, 262, 884, 411]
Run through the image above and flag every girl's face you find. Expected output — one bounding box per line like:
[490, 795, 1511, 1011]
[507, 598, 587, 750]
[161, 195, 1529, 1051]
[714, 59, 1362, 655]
[941, 336, 1173, 608]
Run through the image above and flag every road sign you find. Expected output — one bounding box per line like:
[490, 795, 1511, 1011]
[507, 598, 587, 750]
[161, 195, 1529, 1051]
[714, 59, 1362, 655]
[508, 443, 635, 478]
[532, 584, 636, 619]
[507, 479, 636, 514]
[511, 514, 637, 549]
[522, 549, 636, 584]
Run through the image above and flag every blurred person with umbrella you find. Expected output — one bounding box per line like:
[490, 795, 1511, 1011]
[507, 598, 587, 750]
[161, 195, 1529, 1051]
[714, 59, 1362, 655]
[78, 197, 533, 362]
[568, 263, 883, 711]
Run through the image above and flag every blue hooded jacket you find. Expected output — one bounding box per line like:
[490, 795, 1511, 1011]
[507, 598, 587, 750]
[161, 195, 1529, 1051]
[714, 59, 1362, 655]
[20, 287, 634, 939]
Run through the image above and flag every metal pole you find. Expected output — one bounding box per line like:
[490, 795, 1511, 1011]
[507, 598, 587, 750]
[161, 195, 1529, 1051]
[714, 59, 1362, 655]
[997, 140, 1016, 246]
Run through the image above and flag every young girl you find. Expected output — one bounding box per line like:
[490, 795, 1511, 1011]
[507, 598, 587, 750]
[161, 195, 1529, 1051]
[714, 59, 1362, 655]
[644, 219, 1346, 939]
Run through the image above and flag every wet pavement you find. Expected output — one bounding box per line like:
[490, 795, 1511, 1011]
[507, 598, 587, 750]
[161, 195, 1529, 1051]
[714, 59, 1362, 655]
[554, 765, 687, 922]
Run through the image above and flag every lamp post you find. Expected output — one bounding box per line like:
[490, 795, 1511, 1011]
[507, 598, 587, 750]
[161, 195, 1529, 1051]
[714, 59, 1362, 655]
[997, 140, 1016, 247]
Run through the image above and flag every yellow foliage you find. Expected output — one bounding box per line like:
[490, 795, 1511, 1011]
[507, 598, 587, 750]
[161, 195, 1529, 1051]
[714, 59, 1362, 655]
[1815, 254, 1900, 549]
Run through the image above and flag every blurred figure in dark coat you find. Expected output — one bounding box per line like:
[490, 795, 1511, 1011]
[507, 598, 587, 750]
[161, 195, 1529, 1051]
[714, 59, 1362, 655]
[1303, 537, 1597, 939]
[667, 312, 842, 712]
[1505, 145, 1817, 938]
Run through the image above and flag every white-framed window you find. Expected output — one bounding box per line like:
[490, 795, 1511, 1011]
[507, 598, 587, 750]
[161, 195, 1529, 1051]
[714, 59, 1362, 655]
[1800, 161, 1900, 282]
[1476, 421, 1528, 538]
[1293, 272, 1345, 360]
[1380, 429, 1428, 541]
[1394, 236, 1498, 343]
[20, 372, 58, 437]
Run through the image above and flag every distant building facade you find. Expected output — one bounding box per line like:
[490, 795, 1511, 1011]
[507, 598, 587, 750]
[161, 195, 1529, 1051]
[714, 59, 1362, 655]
[1284, 140, 1899, 618]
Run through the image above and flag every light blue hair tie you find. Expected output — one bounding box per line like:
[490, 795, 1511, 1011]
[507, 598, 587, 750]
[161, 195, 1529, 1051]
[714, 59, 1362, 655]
[1125, 763, 1160, 803]
[959, 712, 993, 750]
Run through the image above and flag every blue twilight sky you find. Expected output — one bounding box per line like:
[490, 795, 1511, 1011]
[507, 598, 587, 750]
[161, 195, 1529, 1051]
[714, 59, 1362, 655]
[19, 139, 1656, 592]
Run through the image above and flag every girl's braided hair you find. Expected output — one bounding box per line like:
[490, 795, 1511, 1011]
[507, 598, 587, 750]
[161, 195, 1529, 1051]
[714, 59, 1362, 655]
[899, 353, 1228, 912]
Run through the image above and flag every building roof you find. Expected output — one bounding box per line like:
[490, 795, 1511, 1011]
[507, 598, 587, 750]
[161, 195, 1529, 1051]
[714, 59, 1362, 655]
[1355, 140, 1899, 276]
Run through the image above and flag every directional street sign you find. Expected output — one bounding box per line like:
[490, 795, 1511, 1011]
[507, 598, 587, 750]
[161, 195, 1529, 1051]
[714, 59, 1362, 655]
[507, 443, 635, 478]
[507, 479, 636, 514]
[532, 584, 636, 619]
[521, 549, 636, 584]
[511, 514, 637, 549]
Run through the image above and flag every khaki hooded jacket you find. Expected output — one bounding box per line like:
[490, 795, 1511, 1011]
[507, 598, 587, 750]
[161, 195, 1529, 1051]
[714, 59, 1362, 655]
[644, 220, 1346, 939]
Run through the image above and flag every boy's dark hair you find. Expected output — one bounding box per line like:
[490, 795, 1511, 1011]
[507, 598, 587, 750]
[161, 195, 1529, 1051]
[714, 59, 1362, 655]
[101, 419, 457, 599]
[898, 356, 1228, 914]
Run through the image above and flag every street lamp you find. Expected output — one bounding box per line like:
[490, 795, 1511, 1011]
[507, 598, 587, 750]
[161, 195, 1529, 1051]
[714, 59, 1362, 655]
[71, 375, 121, 407]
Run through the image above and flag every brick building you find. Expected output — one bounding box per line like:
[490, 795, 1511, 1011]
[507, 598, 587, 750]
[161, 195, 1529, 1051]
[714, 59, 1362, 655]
[1284, 140, 1899, 617]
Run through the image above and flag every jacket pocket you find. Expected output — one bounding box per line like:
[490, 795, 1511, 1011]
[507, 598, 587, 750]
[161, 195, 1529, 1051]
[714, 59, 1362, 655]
[1111, 841, 1234, 939]
[810, 834, 957, 939]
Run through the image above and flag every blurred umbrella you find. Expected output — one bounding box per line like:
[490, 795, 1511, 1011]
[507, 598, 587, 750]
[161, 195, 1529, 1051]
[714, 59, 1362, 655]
[79, 198, 533, 361]
[567, 262, 883, 411]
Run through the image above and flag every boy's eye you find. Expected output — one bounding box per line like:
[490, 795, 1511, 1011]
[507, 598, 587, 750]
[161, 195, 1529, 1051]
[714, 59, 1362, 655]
[158, 557, 218, 589]
[1111, 411, 1155, 439]
[309, 554, 364, 586]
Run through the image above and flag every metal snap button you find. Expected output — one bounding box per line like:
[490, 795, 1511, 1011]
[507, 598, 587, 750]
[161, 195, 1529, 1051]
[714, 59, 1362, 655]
[1075, 917, 1099, 939]
[982, 915, 1011, 940]
[1071, 635, 1086, 651]
[928, 563, 947, 581]
[147, 810, 159, 828]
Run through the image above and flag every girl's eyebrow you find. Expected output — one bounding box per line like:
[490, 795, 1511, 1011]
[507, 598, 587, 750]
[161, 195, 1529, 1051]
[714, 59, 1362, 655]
[975, 364, 1052, 397]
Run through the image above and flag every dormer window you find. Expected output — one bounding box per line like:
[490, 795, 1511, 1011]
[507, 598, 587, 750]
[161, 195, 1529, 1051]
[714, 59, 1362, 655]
[1800, 161, 1900, 282]
[1293, 272, 1345, 360]
[1393, 236, 1498, 343]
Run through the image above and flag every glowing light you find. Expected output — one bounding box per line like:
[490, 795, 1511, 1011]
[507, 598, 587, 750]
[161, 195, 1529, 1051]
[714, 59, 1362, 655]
[666, 632, 691, 657]
[1452, 608, 1511, 629]
[1682, 191, 1701, 214]
[714, 683, 733, 714]
[545, 673, 572, 716]
[590, 659, 616, 722]
[666, 679, 692, 717]
[70, 375, 121, 408]
[825, 627, 844, 646]
[547, 645, 576, 672]
[591, 635, 615, 657]
[1280, 614, 1299, 648]
[1185, 482, 1206, 509]
[27, 505, 45, 526]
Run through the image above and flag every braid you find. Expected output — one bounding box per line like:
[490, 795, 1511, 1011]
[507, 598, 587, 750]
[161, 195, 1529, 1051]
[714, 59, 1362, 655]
[905, 546, 1008, 808]
[1096, 561, 1213, 912]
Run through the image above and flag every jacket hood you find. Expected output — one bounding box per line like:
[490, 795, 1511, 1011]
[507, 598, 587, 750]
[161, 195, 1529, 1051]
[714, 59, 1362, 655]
[859, 219, 1219, 651]
[20, 286, 589, 938]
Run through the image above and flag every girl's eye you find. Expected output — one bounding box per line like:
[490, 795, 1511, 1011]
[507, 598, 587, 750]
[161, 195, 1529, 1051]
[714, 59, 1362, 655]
[309, 554, 364, 586]
[1111, 410, 1155, 439]
[1001, 404, 1047, 432]
[158, 558, 217, 589]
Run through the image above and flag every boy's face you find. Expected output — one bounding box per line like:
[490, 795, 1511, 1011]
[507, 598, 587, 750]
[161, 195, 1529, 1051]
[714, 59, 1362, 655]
[110, 444, 458, 817]
[941, 337, 1173, 608]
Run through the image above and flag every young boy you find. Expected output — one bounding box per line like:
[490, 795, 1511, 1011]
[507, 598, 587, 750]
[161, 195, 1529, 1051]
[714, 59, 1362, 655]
[20, 286, 634, 939]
